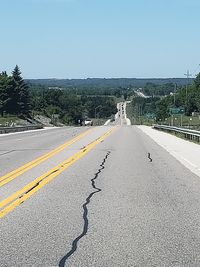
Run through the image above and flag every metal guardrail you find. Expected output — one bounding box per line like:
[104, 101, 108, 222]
[153, 125, 200, 143]
[0, 125, 43, 134]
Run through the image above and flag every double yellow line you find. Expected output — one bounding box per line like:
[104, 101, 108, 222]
[0, 127, 115, 218]
[0, 128, 93, 187]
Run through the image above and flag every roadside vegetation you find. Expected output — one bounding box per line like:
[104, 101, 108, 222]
[1, 66, 200, 128]
[0, 66, 118, 126]
[127, 73, 200, 129]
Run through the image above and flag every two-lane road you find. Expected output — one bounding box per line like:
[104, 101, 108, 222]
[1, 121, 200, 266]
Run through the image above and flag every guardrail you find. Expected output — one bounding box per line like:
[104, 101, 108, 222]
[0, 125, 43, 134]
[153, 125, 200, 143]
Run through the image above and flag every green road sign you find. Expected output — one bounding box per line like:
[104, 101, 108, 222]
[169, 107, 185, 115]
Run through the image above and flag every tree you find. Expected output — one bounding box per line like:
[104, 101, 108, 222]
[195, 73, 200, 89]
[11, 65, 30, 115]
[0, 72, 14, 116]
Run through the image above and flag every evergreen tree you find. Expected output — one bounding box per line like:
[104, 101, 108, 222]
[0, 72, 13, 116]
[12, 65, 30, 115]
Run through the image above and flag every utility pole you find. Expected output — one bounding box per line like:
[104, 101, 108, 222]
[174, 83, 177, 106]
[184, 70, 192, 108]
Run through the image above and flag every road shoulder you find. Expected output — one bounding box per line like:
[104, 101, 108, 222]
[138, 125, 200, 178]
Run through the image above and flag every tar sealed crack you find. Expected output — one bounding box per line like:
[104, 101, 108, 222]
[148, 152, 152, 162]
[59, 151, 111, 267]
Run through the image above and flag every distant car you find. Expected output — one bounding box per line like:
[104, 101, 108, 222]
[84, 119, 93, 126]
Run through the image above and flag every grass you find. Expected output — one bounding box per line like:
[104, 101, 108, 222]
[126, 103, 200, 129]
[126, 103, 155, 126]
[0, 116, 19, 126]
[160, 115, 200, 130]
[92, 118, 107, 126]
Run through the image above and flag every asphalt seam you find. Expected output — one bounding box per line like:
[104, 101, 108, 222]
[0, 150, 15, 156]
[58, 151, 111, 267]
[0, 149, 52, 157]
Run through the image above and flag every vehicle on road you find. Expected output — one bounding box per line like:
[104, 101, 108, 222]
[84, 119, 93, 126]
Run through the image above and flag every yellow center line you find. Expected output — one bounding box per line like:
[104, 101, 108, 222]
[0, 128, 94, 188]
[0, 127, 116, 219]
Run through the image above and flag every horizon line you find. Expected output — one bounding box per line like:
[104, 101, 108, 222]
[25, 77, 191, 80]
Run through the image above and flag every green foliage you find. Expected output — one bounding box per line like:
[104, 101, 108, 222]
[127, 73, 200, 123]
[27, 78, 192, 89]
[154, 72, 200, 120]
[0, 73, 12, 116]
[29, 88, 117, 125]
[155, 96, 171, 120]
[143, 82, 175, 96]
[194, 73, 200, 89]
[0, 66, 30, 116]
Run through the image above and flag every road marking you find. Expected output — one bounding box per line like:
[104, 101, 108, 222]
[0, 128, 93, 188]
[0, 127, 115, 218]
[179, 156, 198, 168]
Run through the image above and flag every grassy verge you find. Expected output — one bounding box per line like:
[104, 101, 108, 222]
[159, 116, 200, 130]
[126, 103, 155, 126]
[0, 116, 19, 126]
[126, 102, 200, 129]
[92, 118, 107, 126]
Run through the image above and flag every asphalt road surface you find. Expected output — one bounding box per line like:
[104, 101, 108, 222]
[1, 117, 200, 266]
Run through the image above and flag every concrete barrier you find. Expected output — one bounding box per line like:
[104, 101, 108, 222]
[0, 125, 43, 134]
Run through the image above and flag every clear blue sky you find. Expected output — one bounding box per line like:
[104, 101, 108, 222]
[1, 0, 200, 78]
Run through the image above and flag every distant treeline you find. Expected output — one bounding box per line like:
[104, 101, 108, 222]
[2, 66, 198, 125]
[27, 77, 192, 89]
[28, 83, 124, 97]
[143, 82, 175, 96]
[0, 66, 117, 124]
[30, 88, 117, 124]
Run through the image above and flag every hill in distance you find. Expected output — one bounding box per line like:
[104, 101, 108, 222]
[26, 78, 193, 89]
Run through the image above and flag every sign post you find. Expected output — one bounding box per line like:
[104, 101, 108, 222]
[169, 107, 185, 126]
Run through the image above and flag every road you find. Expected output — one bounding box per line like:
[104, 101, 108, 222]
[1, 109, 200, 266]
[134, 90, 150, 98]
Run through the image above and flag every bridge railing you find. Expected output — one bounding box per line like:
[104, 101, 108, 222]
[153, 124, 200, 143]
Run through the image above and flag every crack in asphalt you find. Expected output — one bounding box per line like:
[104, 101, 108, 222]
[0, 150, 15, 156]
[58, 151, 111, 267]
[148, 152, 152, 162]
[17, 158, 77, 202]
